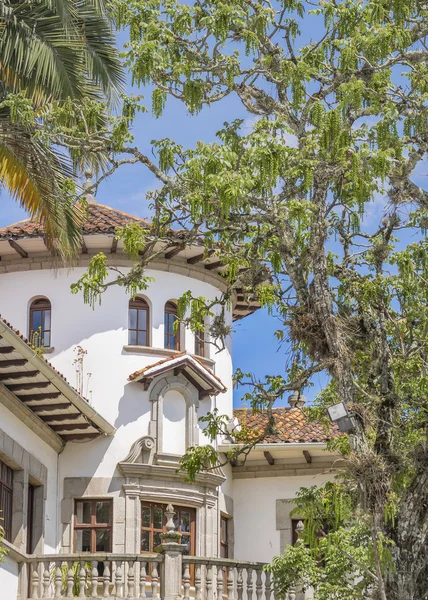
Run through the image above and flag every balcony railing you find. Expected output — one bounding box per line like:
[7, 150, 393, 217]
[7, 505, 301, 600]
[22, 554, 299, 600]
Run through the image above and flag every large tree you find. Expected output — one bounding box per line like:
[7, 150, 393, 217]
[47, 0, 428, 597]
[0, 0, 123, 249]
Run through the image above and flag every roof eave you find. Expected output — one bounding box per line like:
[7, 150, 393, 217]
[0, 322, 115, 436]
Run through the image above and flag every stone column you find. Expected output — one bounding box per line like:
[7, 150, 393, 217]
[158, 504, 187, 600]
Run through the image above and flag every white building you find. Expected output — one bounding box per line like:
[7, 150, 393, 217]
[0, 196, 339, 600]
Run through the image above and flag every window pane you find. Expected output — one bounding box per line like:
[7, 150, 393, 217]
[129, 308, 137, 330]
[76, 501, 92, 524]
[221, 519, 227, 543]
[43, 332, 50, 347]
[142, 506, 151, 528]
[181, 512, 190, 533]
[76, 529, 91, 552]
[153, 532, 162, 549]
[141, 530, 151, 552]
[137, 331, 147, 346]
[138, 309, 147, 330]
[32, 311, 42, 332]
[182, 535, 190, 555]
[96, 502, 111, 524]
[153, 508, 163, 530]
[220, 546, 227, 558]
[43, 309, 51, 330]
[96, 529, 111, 552]
[129, 330, 137, 345]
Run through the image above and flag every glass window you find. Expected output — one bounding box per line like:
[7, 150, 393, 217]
[129, 298, 150, 346]
[164, 302, 180, 350]
[194, 329, 205, 357]
[29, 298, 51, 348]
[220, 516, 229, 558]
[0, 459, 13, 541]
[141, 502, 195, 555]
[74, 499, 112, 552]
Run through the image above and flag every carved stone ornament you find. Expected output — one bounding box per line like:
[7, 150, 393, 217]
[121, 435, 156, 465]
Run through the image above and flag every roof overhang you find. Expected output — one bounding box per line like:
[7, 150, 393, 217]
[129, 352, 227, 399]
[0, 318, 115, 445]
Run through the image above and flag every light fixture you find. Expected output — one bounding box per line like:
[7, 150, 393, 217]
[326, 402, 356, 433]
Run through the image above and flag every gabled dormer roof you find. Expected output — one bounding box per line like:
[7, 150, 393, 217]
[128, 351, 227, 398]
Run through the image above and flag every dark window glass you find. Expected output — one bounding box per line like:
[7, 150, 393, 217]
[0, 459, 13, 542]
[164, 302, 179, 350]
[195, 329, 205, 357]
[129, 298, 150, 347]
[29, 298, 51, 348]
[220, 516, 229, 559]
[74, 499, 112, 552]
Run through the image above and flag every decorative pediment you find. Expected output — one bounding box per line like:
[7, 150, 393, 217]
[122, 435, 155, 465]
[128, 352, 227, 399]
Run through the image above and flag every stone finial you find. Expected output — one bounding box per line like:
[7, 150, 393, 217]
[295, 520, 305, 541]
[288, 391, 306, 409]
[82, 168, 96, 204]
[165, 504, 176, 532]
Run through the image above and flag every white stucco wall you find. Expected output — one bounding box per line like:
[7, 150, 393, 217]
[233, 473, 333, 563]
[0, 556, 19, 600]
[0, 265, 233, 482]
[163, 390, 186, 455]
[0, 403, 59, 552]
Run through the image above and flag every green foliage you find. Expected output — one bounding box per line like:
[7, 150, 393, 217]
[65, 0, 428, 595]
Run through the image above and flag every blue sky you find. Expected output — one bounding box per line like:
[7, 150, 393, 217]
[1, 22, 426, 408]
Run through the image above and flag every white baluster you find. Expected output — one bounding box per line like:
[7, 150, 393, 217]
[127, 561, 135, 598]
[115, 561, 124, 598]
[66, 562, 74, 598]
[265, 572, 272, 600]
[79, 561, 86, 598]
[256, 570, 263, 600]
[139, 561, 147, 598]
[91, 561, 99, 597]
[227, 567, 235, 600]
[246, 568, 254, 600]
[288, 588, 296, 600]
[183, 563, 191, 600]
[206, 564, 213, 600]
[217, 566, 224, 600]
[195, 563, 202, 600]
[151, 561, 159, 600]
[236, 567, 244, 600]
[42, 561, 50, 599]
[103, 561, 111, 597]
[54, 561, 62, 599]
[31, 562, 39, 599]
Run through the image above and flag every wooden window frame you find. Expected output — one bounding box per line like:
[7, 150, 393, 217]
[164, 302, 180, 351]
[26, 484, 35, 554]
[0, 459, 13, 542]
[141, 502, 196, 555]
[220, 515, 229, 558]
[129, 298, 150, 347]
[73, 499, 113, 553]
[29, 298, 51, 348]
[194, 329, 205, 357]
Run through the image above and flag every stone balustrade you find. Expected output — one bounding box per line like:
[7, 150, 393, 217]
[26, 553, 162, 599]
[16, 505, 300, 600]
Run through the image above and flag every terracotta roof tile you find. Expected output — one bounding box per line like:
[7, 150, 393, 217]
[0, 204, 150, 239]
[233, 408, 339, 444]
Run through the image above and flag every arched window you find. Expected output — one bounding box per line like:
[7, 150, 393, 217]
[164, 301, 180, 350]
[129, 298, 150, 346]
[29, 298, 51, 348]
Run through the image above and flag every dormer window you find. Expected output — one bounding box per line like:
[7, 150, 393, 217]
[129, 298, 150, 346]
[29, 298, 51, 348]
[164, 301, 180, 350]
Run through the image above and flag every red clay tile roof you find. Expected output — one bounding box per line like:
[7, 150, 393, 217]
[233, 408, 339, 444]
[0, 203, 150, 239]
[128, 351, 227, 392]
